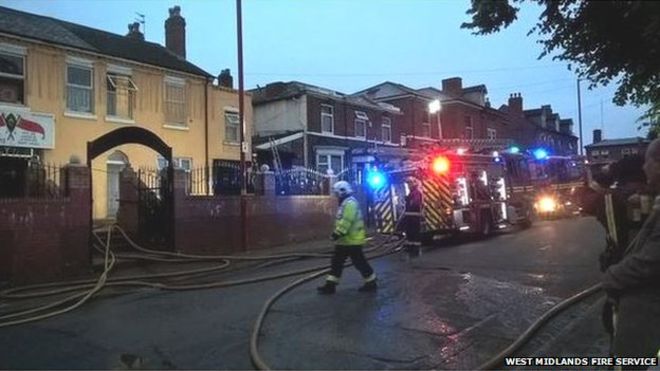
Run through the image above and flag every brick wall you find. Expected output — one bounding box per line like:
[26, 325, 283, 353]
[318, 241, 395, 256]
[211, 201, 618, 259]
[173, 170, 336, 254]
[0, 165, 91, 285]
[117, 166, 139, 235]
[306, 95, 401, 144]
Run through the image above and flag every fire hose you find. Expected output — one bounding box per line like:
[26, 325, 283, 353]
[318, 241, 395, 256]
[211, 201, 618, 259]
[0, 224, 401, 328]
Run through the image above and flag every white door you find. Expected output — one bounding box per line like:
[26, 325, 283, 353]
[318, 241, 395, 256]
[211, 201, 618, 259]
[107, 163, 123, 218]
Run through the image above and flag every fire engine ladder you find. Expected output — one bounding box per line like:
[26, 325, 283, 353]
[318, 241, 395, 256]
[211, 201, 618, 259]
[269, 137, 282, 173]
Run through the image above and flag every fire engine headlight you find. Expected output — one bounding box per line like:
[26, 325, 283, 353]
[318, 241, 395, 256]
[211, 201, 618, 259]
[537, 196, 557, 212]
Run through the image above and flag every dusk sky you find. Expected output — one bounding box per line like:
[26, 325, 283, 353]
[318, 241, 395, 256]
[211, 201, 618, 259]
[3, 0, 648, 148]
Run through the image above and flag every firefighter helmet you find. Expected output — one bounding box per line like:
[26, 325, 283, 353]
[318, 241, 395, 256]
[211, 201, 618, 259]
[332, 180, 353, 197]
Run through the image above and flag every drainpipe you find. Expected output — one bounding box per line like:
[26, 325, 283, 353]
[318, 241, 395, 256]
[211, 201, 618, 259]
[344, 96, 349, 172]
[204, 77, 210, 195]
[303, 96, 309, 168]
[411, 96, 416, 144]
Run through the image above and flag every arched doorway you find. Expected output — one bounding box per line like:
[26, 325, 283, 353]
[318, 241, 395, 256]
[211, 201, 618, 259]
[88, 127, 174, 249]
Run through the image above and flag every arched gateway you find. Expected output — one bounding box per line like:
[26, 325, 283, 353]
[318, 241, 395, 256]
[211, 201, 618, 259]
[87, 127, 175, 250]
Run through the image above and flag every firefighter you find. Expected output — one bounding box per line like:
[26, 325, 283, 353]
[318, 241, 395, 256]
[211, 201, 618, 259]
[469, 171, 490, 200]
[317, 180, 377, 295]
[581, 155, 649, 354]
[403, 176, 423, 258]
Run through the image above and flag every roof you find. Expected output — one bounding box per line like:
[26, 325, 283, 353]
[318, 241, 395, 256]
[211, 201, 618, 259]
[253, 131, 304, 150]
[462, 84, 487, 94]
[353, 82, 491, 111]
[352, 81, 435, 100]
[251, 81, 401, 113]
[0, 6, 212, 77]
[585, 137, 649, 148]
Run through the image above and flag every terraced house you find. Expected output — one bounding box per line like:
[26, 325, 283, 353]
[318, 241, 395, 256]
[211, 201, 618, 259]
[0, 5, 252, 219]
[251, 81, 402, 175]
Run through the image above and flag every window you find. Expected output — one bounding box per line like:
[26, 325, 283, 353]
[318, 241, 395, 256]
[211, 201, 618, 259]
[487, 128, 496, 139]
[321, 104, 334, 133]
[224, 110, 240, 143]
[316, 150, 343, 175]
[631, 148, 639, 155]
[355, 118, 366, 138]
[622, 148, 631, 156]
[157, 156, 193, 172]
[67, 65, 94, 113]
[421, 122, 431, 137]
[464, 116, 473, 139]
[0, 51, 25, 104]
[355, 110, 369, 121]
[165, 77, 186, 125]
[382, 117, 392, 142]
[600, 150, 610, 158]
[107, 73, 137, 119]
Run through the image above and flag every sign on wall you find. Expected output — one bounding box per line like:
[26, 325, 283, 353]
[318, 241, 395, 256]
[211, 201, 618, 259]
[0, 109, 55, 149]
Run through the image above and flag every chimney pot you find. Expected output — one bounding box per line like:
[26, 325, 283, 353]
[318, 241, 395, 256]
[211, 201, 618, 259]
[508, 92, 523, 116]
[169, 5, 181, 16]
[165, 5, 186, 59]
[126, 22, 144, 40]
[218, 69, 233, 89]
[593, 129, 602, 144]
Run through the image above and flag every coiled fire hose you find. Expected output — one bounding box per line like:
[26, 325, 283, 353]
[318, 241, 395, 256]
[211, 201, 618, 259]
[0, 224, 401, 328]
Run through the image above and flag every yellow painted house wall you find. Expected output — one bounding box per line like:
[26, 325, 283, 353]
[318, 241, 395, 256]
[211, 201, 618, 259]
[1, 36, 252, 219]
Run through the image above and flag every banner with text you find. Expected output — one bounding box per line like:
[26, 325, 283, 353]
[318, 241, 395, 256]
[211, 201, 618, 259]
[0, 109, 55, 149]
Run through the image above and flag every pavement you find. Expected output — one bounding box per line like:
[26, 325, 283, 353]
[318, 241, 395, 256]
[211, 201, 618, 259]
[0, 217, 612, 370]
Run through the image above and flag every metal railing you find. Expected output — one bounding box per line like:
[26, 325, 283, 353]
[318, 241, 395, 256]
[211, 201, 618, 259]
[0, 162, 68, 199]
[275, 167, 329, 196]
[187, 163, 256, 196]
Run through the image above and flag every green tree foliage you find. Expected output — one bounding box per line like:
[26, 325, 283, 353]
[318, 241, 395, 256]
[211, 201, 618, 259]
[462, 0, 660, 111]
[638, 100, 660, 139]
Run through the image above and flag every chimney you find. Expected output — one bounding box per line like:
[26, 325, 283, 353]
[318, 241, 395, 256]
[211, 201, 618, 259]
[218, 69, 233, 89]
[126, 22, 144, 40]
[508, 93, 523, 116]
[266, 82, 287, 97]
[441, 77, 462, 96]
[165, 5, 186, 59]
[593, 129, 602, 144]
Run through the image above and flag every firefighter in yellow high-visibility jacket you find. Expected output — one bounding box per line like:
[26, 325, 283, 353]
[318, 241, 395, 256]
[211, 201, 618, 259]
[317, 181, 377, 294]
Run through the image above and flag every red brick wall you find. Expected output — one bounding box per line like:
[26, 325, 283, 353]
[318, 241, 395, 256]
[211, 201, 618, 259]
[0, 165, 91, 285]
[117, 166, 139, 235]
[173, 170, 336, 254]
[174, 195, 336, 254]
[306, 95, 401, 144]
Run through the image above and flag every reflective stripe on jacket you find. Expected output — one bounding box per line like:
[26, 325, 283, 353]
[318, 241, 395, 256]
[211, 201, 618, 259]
[334, 196, 366, 246]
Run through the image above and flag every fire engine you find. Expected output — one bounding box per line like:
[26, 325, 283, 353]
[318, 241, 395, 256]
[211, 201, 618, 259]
[502, 148, 587, 219]
[365, 143, 587, 240]
[366, 146, 534, 241]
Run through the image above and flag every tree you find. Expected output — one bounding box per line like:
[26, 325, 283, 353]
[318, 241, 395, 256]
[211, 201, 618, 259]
[638, 100, 660, 139]
[462, 1, 660, 111]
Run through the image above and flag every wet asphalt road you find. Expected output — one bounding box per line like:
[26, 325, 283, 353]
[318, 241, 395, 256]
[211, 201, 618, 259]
[0, 216, 606, 370]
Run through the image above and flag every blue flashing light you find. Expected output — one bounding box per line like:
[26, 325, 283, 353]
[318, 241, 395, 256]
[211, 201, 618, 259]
[509, 146, 520, 154]
[533, 148, 549, 160]
[366, 170, 387, 189]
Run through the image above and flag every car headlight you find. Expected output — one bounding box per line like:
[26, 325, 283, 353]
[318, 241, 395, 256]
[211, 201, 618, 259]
[537, 196, 557, 212]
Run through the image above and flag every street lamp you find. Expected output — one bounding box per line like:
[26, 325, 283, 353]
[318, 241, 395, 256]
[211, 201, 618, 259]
[428, 99, 442, 139]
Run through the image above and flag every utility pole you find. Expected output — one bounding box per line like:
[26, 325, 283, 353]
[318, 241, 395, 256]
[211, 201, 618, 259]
[577, 79, 583, 155]
[237, 0, 247, 251]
